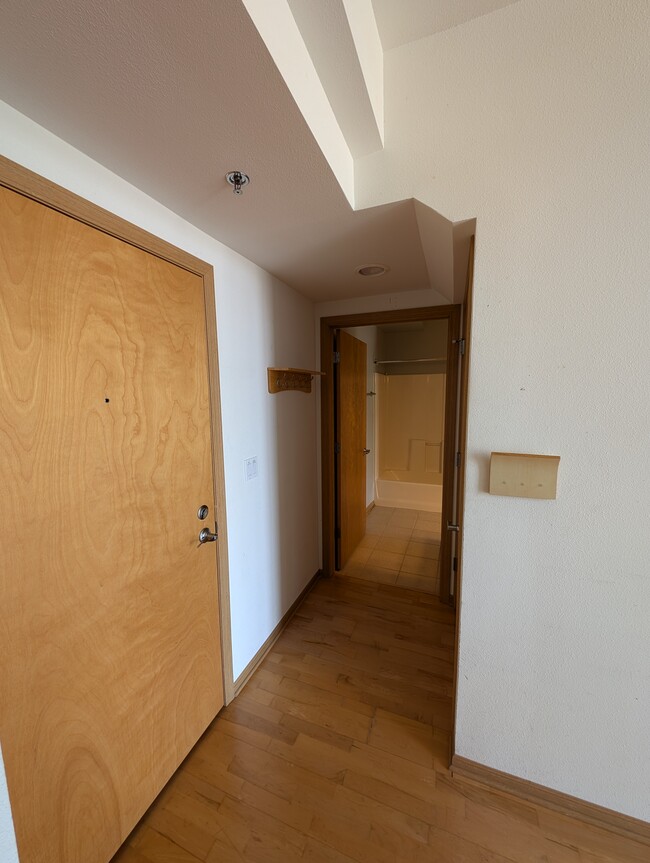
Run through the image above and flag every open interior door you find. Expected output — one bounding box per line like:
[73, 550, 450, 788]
[335, 329, 367, 570]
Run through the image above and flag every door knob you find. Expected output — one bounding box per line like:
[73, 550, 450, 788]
[198, 527, 218, 544]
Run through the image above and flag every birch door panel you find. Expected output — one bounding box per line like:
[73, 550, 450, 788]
[336, 329, 367, 568]
[0, 186, 224, 863]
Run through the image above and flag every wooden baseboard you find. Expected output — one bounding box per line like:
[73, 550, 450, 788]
[231, 570, 322, 700]
[366, 502, 375, 515]
[450, 755, 650, 846]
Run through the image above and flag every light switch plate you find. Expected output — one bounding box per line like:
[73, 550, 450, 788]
[489, 452, 560, 499]
[244, 456, 258, 481]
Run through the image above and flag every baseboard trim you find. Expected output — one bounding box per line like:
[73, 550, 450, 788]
[450, 755, 650, 846]
[366, 501, 375, 514]
[231, 570, 322, 700]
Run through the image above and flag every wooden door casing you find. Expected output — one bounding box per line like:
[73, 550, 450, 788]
[437, 306, 461, 605]
[336, 329, 367, 569]
[451, 235, 475, 758]
[0, 183, 225, 863]
[321, 307, 463, 583]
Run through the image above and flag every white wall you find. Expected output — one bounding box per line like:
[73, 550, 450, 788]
[356, 0, 650, 820]
[0, 102, 321, 849]
[0, 747, 18, 863]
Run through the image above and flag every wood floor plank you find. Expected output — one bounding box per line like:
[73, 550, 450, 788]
[130, 826, 204, 863]
[218, 702, 298, 745]
[301, 837, 358, 863]
[270, 692, 373, 742]
[367, 707, 437, 767]
[307, 813, 405, 863]
[537, 809, 650, 863]
[212, 795, 307, 857]
[343, 769, 443, 826]
[163, 770, 227, 810]
[147, 794, 219, 860]
[267, 734, 441, 807]
[435, 802, 583, 863]
[111, 574, 648, 863]
[422, 828, 518, 863]
[237, 780, 313, 834]
[280, 714, 357, 752]
[258, 670, 375, 718]
[295, 652, 454, 704]
[182, 753, 246, 800]
[434, 770, 540, 826]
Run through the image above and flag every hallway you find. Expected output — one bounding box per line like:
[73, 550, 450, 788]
[112, 577, 646, 863]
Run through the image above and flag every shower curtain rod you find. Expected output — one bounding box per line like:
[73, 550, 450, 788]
[373, 357, 446, 365]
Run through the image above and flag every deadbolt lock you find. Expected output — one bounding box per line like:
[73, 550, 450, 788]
[197, 505, 209, 520]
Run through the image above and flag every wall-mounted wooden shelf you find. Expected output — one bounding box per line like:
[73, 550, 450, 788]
[267, 367, 324, 394]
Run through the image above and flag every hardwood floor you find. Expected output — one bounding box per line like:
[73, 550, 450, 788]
[112, 577, 648, 863]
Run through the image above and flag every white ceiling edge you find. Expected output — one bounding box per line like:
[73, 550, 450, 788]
[276, 0, 383, 160]
[341, 0, 384, 147]
[241, 0, 355, 206]
[372, 0, 522, 51]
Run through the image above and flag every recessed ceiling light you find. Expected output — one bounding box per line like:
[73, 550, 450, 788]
[356, 264, 389, 277]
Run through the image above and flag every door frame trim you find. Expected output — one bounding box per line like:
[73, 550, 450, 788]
[450, 236, 474, 760]
[320, 305, 461, 600]
[0, 155, 235, 703]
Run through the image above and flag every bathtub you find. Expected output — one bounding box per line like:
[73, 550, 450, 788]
[375, 470, 442, 512]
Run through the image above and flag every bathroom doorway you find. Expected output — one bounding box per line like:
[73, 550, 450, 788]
[321, 305, 462, 604]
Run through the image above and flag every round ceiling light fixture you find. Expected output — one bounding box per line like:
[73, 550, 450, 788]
[226, 170, 250, 195]
[356, 264, 389, 277]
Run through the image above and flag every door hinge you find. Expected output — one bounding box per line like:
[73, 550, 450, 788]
[333, 350, 340, 364]
[455, 451, 461, 468]
[453, 556, 458, 572]
[334, 442, 342, 454]
[453, 338, 466, 355]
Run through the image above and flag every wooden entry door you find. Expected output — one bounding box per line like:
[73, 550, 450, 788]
[0, 184, 224, 863]
[335, 329, 367, 569]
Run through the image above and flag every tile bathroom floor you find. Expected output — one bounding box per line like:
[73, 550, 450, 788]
[338, 505, 441, 595]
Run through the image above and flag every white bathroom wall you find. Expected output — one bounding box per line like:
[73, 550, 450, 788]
[378, 319, 448, 368]
[355, 0, 650, 820]
[377, 373, 445, 480]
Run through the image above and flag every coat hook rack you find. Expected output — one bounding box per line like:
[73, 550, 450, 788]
[267, 367, 324, 394]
